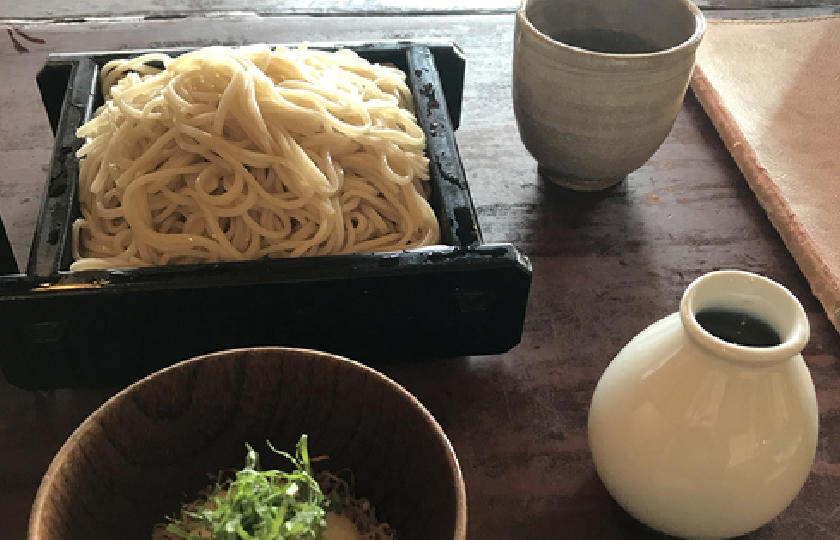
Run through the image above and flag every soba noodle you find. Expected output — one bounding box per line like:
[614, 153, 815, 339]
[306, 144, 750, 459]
[71, 45, 439, 271]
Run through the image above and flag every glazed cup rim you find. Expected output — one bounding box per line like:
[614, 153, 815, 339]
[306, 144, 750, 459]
[679, 270, 810, 365]
[516, 0, 707, 59]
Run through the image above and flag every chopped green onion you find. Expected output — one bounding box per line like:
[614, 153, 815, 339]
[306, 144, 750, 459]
[166, 435, 332, 540]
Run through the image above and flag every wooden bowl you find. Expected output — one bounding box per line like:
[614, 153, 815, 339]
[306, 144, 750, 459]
[29, 347, 467, 540]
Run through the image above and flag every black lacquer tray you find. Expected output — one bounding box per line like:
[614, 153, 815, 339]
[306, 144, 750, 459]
[0, 40, 532, 390]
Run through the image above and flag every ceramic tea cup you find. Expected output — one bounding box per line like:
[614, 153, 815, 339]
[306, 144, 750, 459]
[513, 0, 706, 191]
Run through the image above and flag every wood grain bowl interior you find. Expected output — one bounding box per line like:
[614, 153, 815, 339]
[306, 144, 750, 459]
[28, 347, 467, 540]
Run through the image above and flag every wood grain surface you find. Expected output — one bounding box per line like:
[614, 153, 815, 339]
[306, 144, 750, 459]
[1, 0, 839, 21]
[1, 9, 839, 540]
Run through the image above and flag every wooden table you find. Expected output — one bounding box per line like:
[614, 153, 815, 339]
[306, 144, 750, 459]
[2, 4, 840, 539]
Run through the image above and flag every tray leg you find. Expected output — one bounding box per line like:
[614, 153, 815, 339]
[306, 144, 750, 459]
[0, 214, 18, 275]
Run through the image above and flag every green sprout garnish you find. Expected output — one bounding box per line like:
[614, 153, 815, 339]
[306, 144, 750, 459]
[166, 435, 331, 540]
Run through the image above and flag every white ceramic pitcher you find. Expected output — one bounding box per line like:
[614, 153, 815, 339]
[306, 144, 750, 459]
[588, 270, 818, 539]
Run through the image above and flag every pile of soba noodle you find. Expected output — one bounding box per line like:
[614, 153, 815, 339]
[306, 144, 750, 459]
[72, 45, 439, 271]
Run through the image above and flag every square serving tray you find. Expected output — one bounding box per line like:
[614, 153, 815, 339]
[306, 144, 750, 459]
[0, 40, 532, 390]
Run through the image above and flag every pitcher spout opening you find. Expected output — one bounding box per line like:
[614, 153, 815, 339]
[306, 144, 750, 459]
[679, 270, 810, 365]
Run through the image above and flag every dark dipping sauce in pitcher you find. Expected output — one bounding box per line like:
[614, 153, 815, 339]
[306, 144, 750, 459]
[695, 309, 783, 347]
[550, 28, 662, 54]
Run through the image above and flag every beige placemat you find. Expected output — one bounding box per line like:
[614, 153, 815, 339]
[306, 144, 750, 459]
[691, 16, 840, 336]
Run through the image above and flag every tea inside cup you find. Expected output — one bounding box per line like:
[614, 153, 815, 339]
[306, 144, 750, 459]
[525, 0, 702, 55]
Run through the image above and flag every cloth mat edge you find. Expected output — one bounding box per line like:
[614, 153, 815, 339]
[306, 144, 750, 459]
[690, 64, 840, 336]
